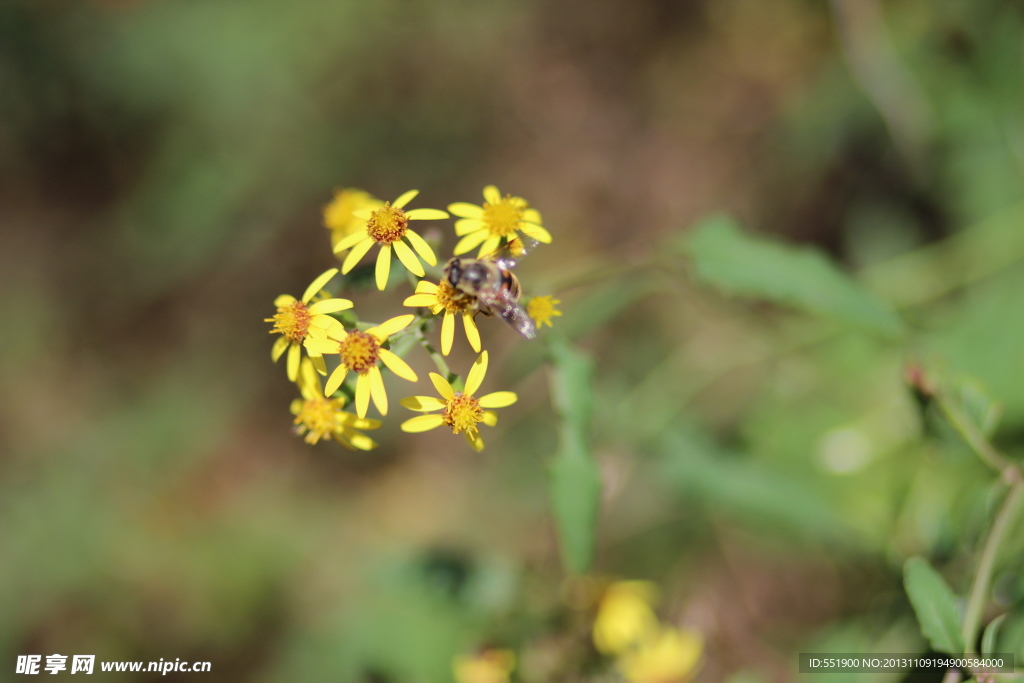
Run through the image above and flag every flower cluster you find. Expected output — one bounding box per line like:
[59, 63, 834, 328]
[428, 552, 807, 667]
[592, 581, 703, 683]
[267, 185, 561, 451]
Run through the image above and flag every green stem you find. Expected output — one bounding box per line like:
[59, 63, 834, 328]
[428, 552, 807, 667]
[940, 399, 1015, 477]
[552, 260, 655, 294]
[962, 478, 1024, 653]
[415, 326, 452, 379]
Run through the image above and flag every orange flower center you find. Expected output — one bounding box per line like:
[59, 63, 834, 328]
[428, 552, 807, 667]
[294, 397, 343, 444]
[482, 197, 525, 238]
[366, 202, 409, 244]
[339, 331, 380, 375]
[443, 393, 483, 434]
[267, 300, 311, 343]
[436, 279, 477, 314]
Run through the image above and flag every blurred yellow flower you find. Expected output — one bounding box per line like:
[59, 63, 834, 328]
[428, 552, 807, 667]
[290, 358, 381, 450]
[332, 189, 448, 290]
[449, 185, 552, 258]
[592, 581, 660, 655]
[616, 627, 703, 683]
[453, 649, 515, 683]
[323, 188, 383, 249]
[266, 268, 353, 381]
[400, 351, 517, 452]
[526, 295, 562, 328]
[304, 314, 418, 418]
[403, 279, 480, 355]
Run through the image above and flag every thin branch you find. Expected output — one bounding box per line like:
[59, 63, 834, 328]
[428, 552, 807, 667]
[963, 480, 1024, 653]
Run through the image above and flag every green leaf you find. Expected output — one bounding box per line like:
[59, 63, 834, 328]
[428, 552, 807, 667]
[549, 427, 601, 574]
[982, 614, 1006, 655]
[903, 556, 965, 654]
[548, 337, 595, 433]
[958, 380, 1003, 439]
[547, 339, 601, 574]
[681, 215, 904, 337]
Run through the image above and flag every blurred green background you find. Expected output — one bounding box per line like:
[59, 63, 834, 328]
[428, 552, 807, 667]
[4, 0, 1024, 680]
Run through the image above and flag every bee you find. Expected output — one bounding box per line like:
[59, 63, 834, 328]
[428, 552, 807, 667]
[443, 237, 539, 339]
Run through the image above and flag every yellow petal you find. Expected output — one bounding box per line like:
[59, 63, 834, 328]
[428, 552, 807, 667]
[379, 348, 418, 382]
[465, 350, 488, 395]
[338, 414, 382, 430]
[352, 209, 373, 220]
[308, 298, 354, 314]
[324, 366, 348, 396]
[325, 319, 347, 340]
[302, 268, 339, 303]
[404, 230, 437, 266]
[393, 189, 419, 209]
[341, 236, 375, 273]
[405, 208, 449, 220]
[298, 358, 322, 400]
[462, 313, 481, 352]
[477, 235, 501, 259]
[430, 372, 455, 399]
[523, 208, 542, 224]
[368, 366, 388, 416]
[416, 280, 439, 294]
[274, 294, 297, 307]
[311, 354, 327, 376]
[441, 311, 455, 355]
[370, 314, 415, 340]
[520, 222, 552, 243]
[482, 411, 498, 426]
[453, 229, 490, 255]
[355, 374, 371, 418]
[337, 431, 378, 451]
[454, 218, 485, 236]
[286, 343, 301, 381]
[375, 245, 391, 290]
[393, 239, 425, 277]
[448, 202, 484, 218]
[333, 231, 370, 254]
[401, 414, 446, 433]
[310, 315, 338, 330]
[479, 391, 517, 408]
[304, 338, 339, 355]
[403, 294, 437, 307]
[483, 185, 501, 204]
[271, 336, 289, 362]
[464, 429, 485, 451]
[400, 396, 448, 412]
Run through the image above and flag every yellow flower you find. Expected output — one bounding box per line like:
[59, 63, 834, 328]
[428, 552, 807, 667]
[290, 358, 381, 450]
[616, 627, 703, 683]
[448, 185, 552, 258]
[332, 189, 448, 290]
[266, 268, 354, 382]
[400, 351, 517, 452]
[323, 188, 383, 249]
[453, 649, 515, 683]
[592, 581, 660, 656]
[526, 295, 562, 328]
[303, 314, 418, 418]
[403, 280, 480, 355]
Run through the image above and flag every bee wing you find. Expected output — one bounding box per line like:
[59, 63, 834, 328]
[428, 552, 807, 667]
[478, 289, 536, 339]
[482, 236, 540, 270]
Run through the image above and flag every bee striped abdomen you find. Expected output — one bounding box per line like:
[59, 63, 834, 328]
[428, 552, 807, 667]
[500, 270, 521, 299]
